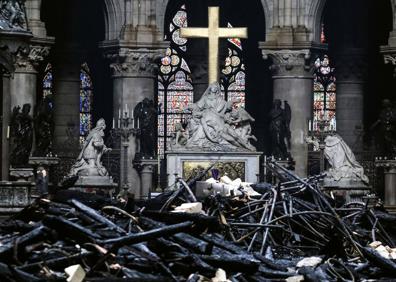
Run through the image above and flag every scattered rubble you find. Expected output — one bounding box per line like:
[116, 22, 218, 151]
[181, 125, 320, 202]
[0, 161, 395, 280]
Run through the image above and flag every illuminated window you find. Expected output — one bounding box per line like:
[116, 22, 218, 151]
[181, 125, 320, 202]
[79, 63, 93, 144]
[42, 63, 53, 99]
[158, 5, 193, 158]
[312, 55, 336, 131]
[221, 23, 246, 110]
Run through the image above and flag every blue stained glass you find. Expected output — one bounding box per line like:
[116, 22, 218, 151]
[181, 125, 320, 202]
[80, 113, 92, 136]
[42, 63, 53, 98]
[79, 63, 93, 141]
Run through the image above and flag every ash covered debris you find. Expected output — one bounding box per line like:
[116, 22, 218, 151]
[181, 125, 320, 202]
[0, 165, 395, 281]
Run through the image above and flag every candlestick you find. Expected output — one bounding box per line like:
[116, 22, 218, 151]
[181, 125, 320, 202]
[6, 126, 10, 139]
[118, 109, 121, 119]
[118, 119, 120, 128]
[113, 118, 115, 129]
[137, 118, 140, 129]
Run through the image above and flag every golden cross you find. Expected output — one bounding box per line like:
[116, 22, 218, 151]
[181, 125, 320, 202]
[180, 6, 247, 84]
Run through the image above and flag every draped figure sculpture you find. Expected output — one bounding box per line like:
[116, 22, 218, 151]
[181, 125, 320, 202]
[69, 118, 111, 177]
[306, 134, 369, 184]
[172, 82, 256, 151]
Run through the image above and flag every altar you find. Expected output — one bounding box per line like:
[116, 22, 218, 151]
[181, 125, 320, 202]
[167, 151, 262, 186]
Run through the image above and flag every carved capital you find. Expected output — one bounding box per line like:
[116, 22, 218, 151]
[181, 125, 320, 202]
[106, 48, 164, 77]
[332, 51, 368, 81]
[262, 49, 313, 77]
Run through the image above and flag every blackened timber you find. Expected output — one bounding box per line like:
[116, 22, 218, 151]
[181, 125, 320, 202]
[139, 217, 211, 254]
[17, 251, 95, 271]
[142, 210, 220, 228]
[43, 215, 101, 243]
[102, 221, 194, 249]
[0, 225, 50, 259]
[71, 199, 127, 235]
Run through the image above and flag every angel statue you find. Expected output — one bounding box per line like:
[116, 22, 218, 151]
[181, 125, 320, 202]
[306, 134, 369, 184]
[69, 118, 112, 177]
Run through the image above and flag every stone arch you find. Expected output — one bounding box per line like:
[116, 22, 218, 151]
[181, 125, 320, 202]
[102, 0, 124, 41]
[308, 0, 327, 43]
[259, 0, 272, 36]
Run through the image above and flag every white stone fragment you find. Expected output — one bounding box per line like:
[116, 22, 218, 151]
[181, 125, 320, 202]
[172, 202, 203, 214]
[296, 256, 323, 268]
[220, 175, 233, 184]
[206, 178, 217, 184]
[64, 264, 86, 282]
[212, 268, 231, 282]
[369, 241, 382, 248]
[286, 275, 305, 282]
[376, 245, 391, 259]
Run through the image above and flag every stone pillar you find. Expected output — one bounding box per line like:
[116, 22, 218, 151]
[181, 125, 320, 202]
[52, 47, 81, 151]
[375, 159, 396, 213]
[25, 0, 47, 38]
[261, 48, 313, 177]
[333, 50, 367, 151]
[385, 167, 396, 207]
[1, 74, 11, 180]
[106, 47, 165, 198]
[138, 159, 157, 199]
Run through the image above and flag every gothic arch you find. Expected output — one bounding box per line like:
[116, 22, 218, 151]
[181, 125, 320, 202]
[103, 0, 124, 40]
[308, 0, 328, 43]
[259, 0, 272, 36]
[309, 0, 396, 43]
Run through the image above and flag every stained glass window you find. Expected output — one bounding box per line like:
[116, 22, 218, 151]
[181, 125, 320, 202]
[79, 63, 93, 144]
[312, 55, 336, 131]
[43, 63, 53, 99]
[221, 23, 246, 110]
[157, 4, 193, 158]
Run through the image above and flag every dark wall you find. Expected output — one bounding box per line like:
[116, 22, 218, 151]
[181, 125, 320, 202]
[323, 0, 393, 141]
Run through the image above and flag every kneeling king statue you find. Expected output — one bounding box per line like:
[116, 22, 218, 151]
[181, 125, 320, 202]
[69, 118, 111, 177]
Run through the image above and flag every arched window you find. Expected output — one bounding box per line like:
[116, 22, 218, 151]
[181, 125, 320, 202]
[312, 55, 336, 131]
[221, 23, 246, 109]
[79, 63, 93, 144]
[158, 4, 193, 158]
[42, 63, 53, 99]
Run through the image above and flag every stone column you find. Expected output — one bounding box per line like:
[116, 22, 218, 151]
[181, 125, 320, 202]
[385, 167, 396, 207]
[138, 159, 157, 199]
[52, 46, 81, 152]
[25, 0, 47, 38]
[261, 48, 313, 177]
[333, 50, 367, 151]
[1, 73, 11, 180]
[106, 47, 165, 198]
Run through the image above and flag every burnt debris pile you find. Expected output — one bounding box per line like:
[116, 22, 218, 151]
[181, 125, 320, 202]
[0, 168, 396, 281]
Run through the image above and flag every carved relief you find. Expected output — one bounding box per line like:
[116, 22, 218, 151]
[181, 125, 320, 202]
[0, 0, 27, 30]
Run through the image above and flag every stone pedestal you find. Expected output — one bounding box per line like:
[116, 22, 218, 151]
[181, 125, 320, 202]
[322, 178, 371, 205]
[375, 159, 396, 213]
[166, 151, 262, 187]
[9, 168, 34, 182]
[135, 158, 158, 199]
[70, 176, 118, 198]
[0, 181, 35, 215]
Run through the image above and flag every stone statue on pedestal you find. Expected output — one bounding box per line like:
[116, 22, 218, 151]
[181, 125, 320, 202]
[34, 96, 54, 156]
[269, 99, 291, 159]
[370, 99, 396, 156]
[306, 134, 369, 185]
[134, 98, 157, 158]
[10, 103, 33, 167]
[0, 0, 27, 30]
[172, 82, 256, 152]
[69, 118, 111, 177]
